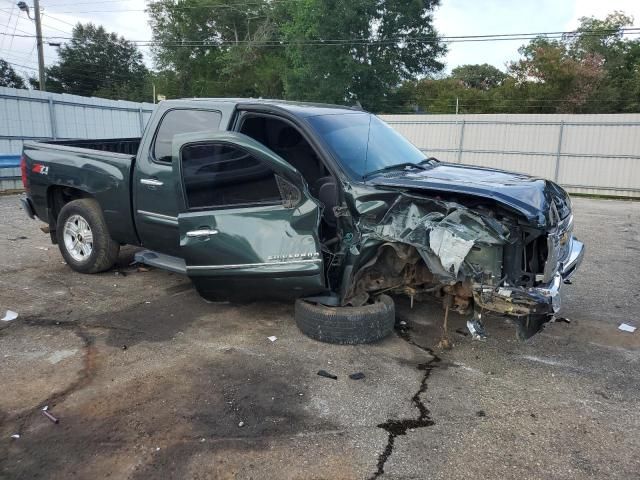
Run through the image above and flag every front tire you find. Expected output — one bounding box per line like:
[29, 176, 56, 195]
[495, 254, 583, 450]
[56, 198, 119, 273]
[295, 295, 395, 344]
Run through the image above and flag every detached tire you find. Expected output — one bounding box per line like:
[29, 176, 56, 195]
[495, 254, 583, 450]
[295, 295, 395, 344]
[56, 198, 120, 274]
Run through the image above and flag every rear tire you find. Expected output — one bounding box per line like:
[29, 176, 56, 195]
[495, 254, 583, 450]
[295, 295, 395, 344]
[56, 198, 119, 273]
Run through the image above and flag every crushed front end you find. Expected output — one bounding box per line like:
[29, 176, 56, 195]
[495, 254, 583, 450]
[335, 187, 584, 340]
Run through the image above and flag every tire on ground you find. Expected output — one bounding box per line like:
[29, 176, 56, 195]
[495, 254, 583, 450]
[56, 198, 120, 274]
[295, 294, 395, 344]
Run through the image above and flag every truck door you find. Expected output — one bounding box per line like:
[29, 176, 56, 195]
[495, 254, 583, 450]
[134, 108, 223, 256]
[172, 131, 325, 300]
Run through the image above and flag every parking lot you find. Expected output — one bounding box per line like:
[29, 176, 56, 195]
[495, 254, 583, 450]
[1, 194, 639, 479]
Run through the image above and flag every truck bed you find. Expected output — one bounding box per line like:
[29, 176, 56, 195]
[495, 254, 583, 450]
[22, 140, 139, 246]
[43, 137, 141, 156]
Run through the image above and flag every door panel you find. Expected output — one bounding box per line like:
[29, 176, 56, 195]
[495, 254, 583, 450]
[134, 163, 180, 255]
[134, 109, 222, 256]
[174, 132, 325, 299]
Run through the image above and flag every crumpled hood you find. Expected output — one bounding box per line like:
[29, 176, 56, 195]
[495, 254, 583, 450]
[369, 162, 571, 228]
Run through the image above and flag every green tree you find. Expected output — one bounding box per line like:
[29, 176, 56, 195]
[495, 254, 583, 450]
[45, 23, 149, 100]
[148, 0, 285, 98]
[567, 12, 640, 112]
[280, 0, 446, 110]
[450, 63, 506, 90]
[0, 59, 26, 89]
[507, 37, 605, 112]
[148, 0, 446, 110]
[406, 11, 640, 114]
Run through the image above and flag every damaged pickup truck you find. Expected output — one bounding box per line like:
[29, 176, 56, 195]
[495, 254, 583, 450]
[20, 99, 584, 344]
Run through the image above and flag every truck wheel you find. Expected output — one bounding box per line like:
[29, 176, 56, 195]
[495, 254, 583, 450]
[56, 198, 120, 274]
[295, 295, 395, 344]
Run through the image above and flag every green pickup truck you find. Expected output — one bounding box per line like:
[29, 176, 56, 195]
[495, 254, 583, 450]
[20, 98, 584, 343]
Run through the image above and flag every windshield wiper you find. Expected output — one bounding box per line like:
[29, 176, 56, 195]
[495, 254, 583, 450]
[364, 162, 427, 179]
[418, 157, 439, 166]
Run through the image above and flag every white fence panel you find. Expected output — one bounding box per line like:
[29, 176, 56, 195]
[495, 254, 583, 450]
[0, 86, 155, 191]
[381, 113, 640, 198]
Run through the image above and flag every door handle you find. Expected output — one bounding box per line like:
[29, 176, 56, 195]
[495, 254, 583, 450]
[186, 228, 219, 238]
[140, 178, 164, 186]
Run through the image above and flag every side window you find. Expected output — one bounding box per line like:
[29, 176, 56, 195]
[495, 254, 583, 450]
[153, 109, 222, 163]
[181, 143, 282, 209]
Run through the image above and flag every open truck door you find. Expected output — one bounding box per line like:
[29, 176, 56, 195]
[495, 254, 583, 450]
[172, 131, 325, 300]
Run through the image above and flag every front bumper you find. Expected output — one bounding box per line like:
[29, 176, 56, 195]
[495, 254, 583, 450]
[474, 235, 585, 317]
[535, 236, 585, 314]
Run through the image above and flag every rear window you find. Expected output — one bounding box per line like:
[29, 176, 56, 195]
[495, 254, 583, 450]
[153, 109, 222, 163]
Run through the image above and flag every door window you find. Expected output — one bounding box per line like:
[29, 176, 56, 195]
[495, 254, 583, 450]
[153, 109, 222, 163]
[181, 143, 282, 209]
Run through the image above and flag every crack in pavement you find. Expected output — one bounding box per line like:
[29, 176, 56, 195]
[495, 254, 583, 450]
[369, 321, 441, 479]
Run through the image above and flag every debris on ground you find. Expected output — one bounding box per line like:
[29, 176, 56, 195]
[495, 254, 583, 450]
[618, 323, 636, 333]
[1, 310, 18, 322]
[349, 372, 365, 380]
[11, 434, 20, 439]
[267, 336, 277, 342]
[238, 421, 244, 427]
[555, 317, 571, 324]
[317, 369, 338, 380]
[467, 318, 487, 340]
[7, 235, 27, 241]
[137, 266, 150, 272]
[42, 406, 59, 424]
[476, 410, 486, 417]
[36, 246, 49, 251]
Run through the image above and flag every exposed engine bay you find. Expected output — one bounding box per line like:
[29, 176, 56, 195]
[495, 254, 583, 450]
[320, 189, 583, 340]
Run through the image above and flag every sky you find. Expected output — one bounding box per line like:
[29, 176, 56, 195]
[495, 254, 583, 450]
[1, 0, 640, 79]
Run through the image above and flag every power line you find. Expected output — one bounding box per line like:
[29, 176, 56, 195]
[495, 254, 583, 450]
[41, 11, 76, 28]
[0, 0, 16, 50]
[1, 27, 639, 46]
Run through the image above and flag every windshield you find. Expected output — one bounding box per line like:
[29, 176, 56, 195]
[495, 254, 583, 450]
[306, 112, 427, 179]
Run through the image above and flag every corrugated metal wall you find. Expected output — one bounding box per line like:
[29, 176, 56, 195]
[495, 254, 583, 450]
[2, 91, 638, 198]
[0, 86, 154, 192]
[380, 113, 640, 198]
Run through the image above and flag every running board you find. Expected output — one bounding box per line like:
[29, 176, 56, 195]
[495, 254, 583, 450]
[134, 250, 187, 274]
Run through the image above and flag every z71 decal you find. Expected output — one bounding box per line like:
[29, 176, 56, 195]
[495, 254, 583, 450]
[32, 164, 49, 175]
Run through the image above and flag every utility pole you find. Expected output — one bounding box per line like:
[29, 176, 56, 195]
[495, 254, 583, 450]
[17, 1, 46, 90]
[33, 0, 46, 91]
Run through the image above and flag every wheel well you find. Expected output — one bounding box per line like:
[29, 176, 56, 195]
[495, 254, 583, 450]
[46, 186, 94, 243]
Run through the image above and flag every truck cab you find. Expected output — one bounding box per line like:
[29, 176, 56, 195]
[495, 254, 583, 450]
[131, 99, 354, 300]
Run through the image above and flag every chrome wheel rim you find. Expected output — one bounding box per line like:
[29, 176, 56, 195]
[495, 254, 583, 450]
[63, 214, 93, 262]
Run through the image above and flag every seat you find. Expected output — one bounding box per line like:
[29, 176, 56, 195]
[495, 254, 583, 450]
[314, 176, 338, 227]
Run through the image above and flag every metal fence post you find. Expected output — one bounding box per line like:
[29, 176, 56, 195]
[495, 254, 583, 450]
[138, 107, 145, 136]
[457, 119, 466, 163]
[554, 120, 565, 182]
[48, 97, 57, 139]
